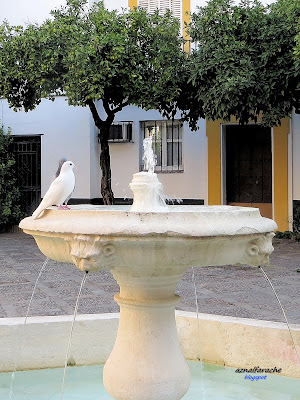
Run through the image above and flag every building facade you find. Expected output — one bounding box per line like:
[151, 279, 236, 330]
[0, 0, 298, 231]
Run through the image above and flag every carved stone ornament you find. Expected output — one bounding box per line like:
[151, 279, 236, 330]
[66, 234, 116, 272]
[245, 232, 276, 266]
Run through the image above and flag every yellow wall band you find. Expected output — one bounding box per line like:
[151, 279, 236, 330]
[206, 120, 222, 205]
[273, 119, 289, 231]
[182, 0, 191, 50]
[129, 0, 137, 9]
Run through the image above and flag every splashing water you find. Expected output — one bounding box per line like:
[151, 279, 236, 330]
[130, 136, 167, 212]
[259, 266, 300, 365]
[143, 136, 156, 174]
[9, 257, 49, 400]
[191, 267, 207, 400]
[61, 272, 89, 400]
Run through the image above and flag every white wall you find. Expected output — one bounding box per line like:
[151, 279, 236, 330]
[1, 98, 93, 199]
[0, 0, 128, 26]
[1, 96, 208, 202]
[106, 105, 207, 201]
[0, 0, 67, 25]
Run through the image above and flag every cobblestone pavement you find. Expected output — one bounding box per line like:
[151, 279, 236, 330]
[0, 232, 299, 324]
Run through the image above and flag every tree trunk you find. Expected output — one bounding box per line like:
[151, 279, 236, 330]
[99, 125, 114, 205]
[86, 100, 115, 205]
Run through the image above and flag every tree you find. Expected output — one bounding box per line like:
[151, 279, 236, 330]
[271, 0, 300, 71]
[0, 0, 185, 204]
[178, 0, 300, 129]
[0, 125, 22, 231]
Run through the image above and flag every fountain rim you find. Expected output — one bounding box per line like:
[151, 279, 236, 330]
[19, 204, 278, 238]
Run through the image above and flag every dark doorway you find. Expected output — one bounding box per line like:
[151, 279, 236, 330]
[225, 125, 272, 218]
[11, 136, 41, 216]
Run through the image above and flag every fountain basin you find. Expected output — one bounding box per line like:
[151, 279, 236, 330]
[19, 205, 277, 272]
[19, 205, 277, 400]
[1, 312, 299, 377]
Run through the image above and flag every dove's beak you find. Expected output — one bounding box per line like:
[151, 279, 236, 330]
[73, 164, 77, 169]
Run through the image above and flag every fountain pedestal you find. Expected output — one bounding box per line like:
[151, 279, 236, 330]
[104, 270, 190, 400]
[19, 203, 277, 400]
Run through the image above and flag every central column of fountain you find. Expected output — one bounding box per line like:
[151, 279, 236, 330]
[104, 270, 190, 400]
[103, 137, 190, 400]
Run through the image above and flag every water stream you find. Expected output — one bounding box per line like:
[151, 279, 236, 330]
[191, 267, 207, 400]
[9, 257, 49, 400]
[61, 271, 88, 400]
[142, 136, 156, 174]
[258, 266, 300, 365]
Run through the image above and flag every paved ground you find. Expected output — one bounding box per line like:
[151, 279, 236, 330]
[0, 232, 299, 324]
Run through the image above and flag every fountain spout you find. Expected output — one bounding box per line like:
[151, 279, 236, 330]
[130, 136, 168, 212]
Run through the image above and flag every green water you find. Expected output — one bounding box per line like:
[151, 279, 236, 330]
[0, 361, 299, 400]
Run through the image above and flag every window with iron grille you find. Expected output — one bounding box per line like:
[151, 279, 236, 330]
[141, 120, 183, 172]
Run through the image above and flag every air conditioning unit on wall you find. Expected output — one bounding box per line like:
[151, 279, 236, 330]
[107, 121, 133, 143]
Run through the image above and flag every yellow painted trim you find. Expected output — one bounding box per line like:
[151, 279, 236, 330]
[206, 120, 222, 205]
[206, 117, 290, 230]
[273, 118, 290, 231]
[182, 0, 191, 51]
[129, 0, 137, 9]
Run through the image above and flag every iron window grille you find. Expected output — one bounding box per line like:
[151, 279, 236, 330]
[141, 120, 183, 172]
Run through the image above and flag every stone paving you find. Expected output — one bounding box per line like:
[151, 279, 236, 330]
[0, 232, 299, 324]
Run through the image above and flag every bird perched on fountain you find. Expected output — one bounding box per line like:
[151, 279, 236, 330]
[54, 157, 73, 208]
[55, 157, 67, 178]
[32, 161, 76, 219]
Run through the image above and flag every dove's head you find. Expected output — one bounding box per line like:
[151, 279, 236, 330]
[61, 161, 76, 173]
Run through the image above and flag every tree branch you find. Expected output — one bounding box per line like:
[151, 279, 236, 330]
[112, 100, 129, 114]
[102, 98, 112, 117]
[86, 99, 103, 130]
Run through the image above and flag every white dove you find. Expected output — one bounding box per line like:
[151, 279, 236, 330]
[32, 161, 76, 219]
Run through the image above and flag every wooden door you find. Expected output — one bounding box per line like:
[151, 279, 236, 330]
[226, 125, 272, 218]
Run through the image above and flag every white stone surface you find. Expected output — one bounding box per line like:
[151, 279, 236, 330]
[0, 312, 299, 378]
[0, 314, 119, 372]
[19, 203, 277, 399]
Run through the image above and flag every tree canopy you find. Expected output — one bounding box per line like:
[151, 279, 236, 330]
[0, 0, 185, 203]
[1, 0, 300, 204]
[179, 0, 300, 128]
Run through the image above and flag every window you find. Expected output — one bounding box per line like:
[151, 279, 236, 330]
[138, 0, 182, 30]
[141, 120, 183, 172]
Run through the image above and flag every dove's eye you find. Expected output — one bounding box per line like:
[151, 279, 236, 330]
[69, 163, 72, 166]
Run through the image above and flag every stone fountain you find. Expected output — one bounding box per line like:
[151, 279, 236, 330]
[19, 139, 277, 400]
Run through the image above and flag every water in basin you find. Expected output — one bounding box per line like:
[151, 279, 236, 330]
[1, 362, 299, 400]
